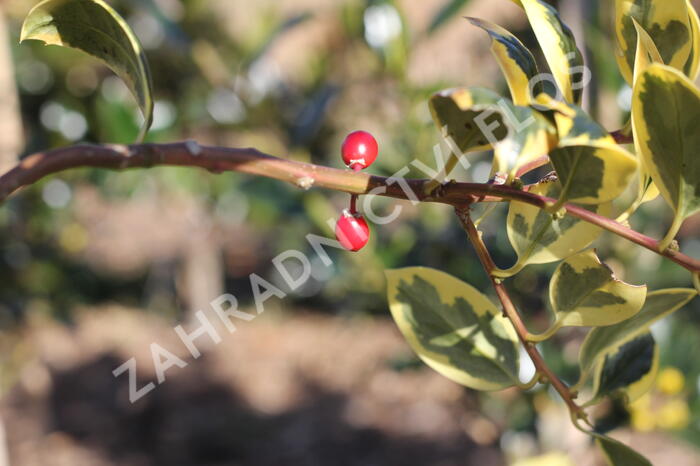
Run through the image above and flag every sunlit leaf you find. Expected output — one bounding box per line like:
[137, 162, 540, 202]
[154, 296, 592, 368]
[593, 432, 652, 466]
[552, 103, 613, 147]
[430, 87, 505, 154]
[549, 250, 647, 328]
[577, 288, 696, 386]
[386, 267, 520, 391]
[615, 0, 693, 84]
[430, 87, 555, 180]
[622, 338, 659, 403]
[592, 333, 658, 402]
[519, 0, 584, 104]
[630, 19, 663, 206]
[506, 177, 611, 268]
[21, 0, 154, 141]
[531, 91, 577, 119]
[467, 17, 542, 105]
[683, 0, 700, 79]
[632, 63, 700, 236]
[549, 143, 638, 205]
[632, 19, 664, 77]
[535, 100, 639, 205]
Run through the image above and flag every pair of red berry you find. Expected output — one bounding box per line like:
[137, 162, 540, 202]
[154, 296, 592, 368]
[335, 131, 378, 252]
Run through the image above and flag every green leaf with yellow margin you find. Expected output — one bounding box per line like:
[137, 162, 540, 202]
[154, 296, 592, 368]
[466, 17, 543, 105]
[553, 103, 615, 146]
[519, 0, 584, 104]
[505, 176, 611, 270]
[632, 63, 700, 246]
[592, 333, 659, 403]
[550, 141, 638, 206]
[622, 339, 659, 403]
[629, 20, 663, 207]
[548, 250, 647, 328]
[21, 0, 154, 141]
[632, 19, 664, 75]
[386, 267, 520, 391]
[531, 98, 639, 205]
[430, 88, 555, 180]
[615, 0, 693, 84]
[592, 432, 652, 466]
[683, 0, 700, 79]
[577, 288, 696, 388]
[532, 91, 577, 117]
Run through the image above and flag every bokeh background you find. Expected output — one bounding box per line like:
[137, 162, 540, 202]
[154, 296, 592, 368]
[1, 0, 700, 464]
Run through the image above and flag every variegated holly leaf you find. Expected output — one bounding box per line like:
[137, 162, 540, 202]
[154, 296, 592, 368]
[535, 100, 639, 205]
[467, 17, 543, 105]
[684, 0, 700, 79]
[552, 103, 612, 146]
[632, 63, 700, 241]
[519, 0, 584, 104]
[577, 288, 696, 387]
[615, 0, 693, 84]
[21, 0, 154, 141]
[549, 250, 647, 328]
[592, 333, 658, 403]
[386, 267, 520, 391]
[505, 177, 611, 270]
[549, 143, 638, 205]
[593, 432, 652, 466]
[632, 19, 664, 78]
[430, 88, 555, 180]
[630, 20, 664, 207]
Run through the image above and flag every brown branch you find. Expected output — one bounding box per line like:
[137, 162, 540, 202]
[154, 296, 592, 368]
[611, 129, 633, 145]
[1, 141, 699, 273]
[455, 207, 586, 420]
[0, 142, 477, 206]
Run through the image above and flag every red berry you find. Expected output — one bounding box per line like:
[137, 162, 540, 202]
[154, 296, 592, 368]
[335, 210, 370, 252]
[341, 131, 378, 171]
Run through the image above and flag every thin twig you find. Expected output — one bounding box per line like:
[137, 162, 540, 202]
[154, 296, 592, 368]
[455, 207, 587, 420]
[1, 141, 698, 273]
[610, 129, 633, 145]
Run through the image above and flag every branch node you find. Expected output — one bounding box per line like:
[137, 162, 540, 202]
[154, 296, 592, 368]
[184, 140, 202, 157]
[296, 176, 315, 191]
[551, 207, 567, 221]
[107, 144, 131, 157]
[107, 144, 134, 169]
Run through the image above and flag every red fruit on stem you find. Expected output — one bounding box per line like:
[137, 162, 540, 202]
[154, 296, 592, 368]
[341, 130, 378, 171]
[335, 211, 370, 252]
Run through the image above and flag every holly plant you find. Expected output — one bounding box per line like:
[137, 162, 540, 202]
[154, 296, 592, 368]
[10, 0, 700, 464]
